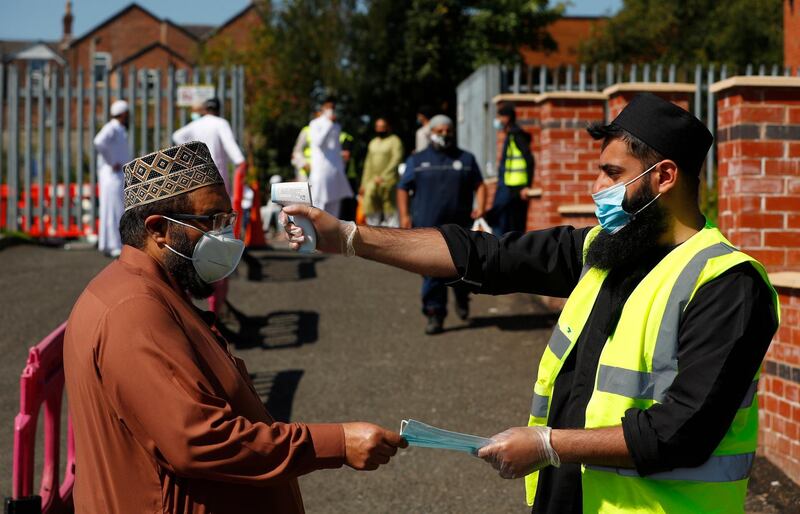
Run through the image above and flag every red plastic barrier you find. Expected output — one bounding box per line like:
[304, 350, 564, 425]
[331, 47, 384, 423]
[11, 323, 75, 514]
[1, 184, 98, 239]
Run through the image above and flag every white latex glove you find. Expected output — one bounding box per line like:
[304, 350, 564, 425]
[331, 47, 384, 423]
[477, 426, 560, 479]
[279, 205, 357, 255]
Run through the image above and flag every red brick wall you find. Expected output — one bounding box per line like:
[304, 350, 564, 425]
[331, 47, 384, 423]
[786, 0, 800, 69]
[205, 6, 263, 55]
[520, 17, 607, 67]
[717, 86, 800, 271]
[607, 90, 692, 120]
[65, 7, 199, 87]
[529, 96, 604, 230]
[67, 7, 162, 82]
[760, 286, 800, 482]
[715, 78, 800, 485]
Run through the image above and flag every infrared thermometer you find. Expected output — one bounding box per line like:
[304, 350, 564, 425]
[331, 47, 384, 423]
[271, 182, 317, 253]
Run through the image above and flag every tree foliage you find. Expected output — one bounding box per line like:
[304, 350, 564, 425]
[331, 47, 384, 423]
[578, 0, 783, 67]
[200, 0, 561, 177]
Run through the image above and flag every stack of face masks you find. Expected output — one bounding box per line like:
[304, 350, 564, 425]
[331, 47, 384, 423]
[400, 419, 491, 455]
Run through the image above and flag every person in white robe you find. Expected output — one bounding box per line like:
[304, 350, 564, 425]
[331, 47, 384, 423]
[308, 98, 353, 217]
[172, 97, 245, 194]
[93, 100, 130, 257]
[171, 97, 246, 318]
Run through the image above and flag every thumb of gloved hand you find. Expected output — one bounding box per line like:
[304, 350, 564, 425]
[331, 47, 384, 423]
[280, 204, 344, 254]
[477, 426, 560, 479]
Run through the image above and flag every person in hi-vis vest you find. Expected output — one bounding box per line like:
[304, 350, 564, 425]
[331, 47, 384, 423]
[279, 93, 780, 513]
[485, 103, 534, 235]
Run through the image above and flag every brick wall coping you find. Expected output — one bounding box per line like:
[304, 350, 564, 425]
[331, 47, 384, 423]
[525, 187, 543, 198]
[557, 204, 596, 215]
[537, 91, 607, 102]
[709, 76, 800, 94]
[602, 82, 696, 96]
[770, 271, 800, 290]
[492, 91, 606, 104]
[493, 93, 540, 104]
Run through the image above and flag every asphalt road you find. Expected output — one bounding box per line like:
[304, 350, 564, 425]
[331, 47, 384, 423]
[0, 240, 797, 512]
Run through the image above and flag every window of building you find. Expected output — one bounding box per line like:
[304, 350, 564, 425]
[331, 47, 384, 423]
[93, 52, 111, 83]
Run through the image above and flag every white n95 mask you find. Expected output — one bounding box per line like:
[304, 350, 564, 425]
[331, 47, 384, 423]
[163, 216, 245, 283]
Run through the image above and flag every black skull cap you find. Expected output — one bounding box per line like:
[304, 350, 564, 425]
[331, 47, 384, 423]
[594, 93, 713, 175]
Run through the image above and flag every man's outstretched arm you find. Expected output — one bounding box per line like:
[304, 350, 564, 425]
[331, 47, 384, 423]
[281, 204, 458, 277]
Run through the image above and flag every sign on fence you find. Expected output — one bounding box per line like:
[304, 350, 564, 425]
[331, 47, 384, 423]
[176, 84, 216, 108]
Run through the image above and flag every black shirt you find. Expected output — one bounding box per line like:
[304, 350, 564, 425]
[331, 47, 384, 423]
[439, 225, 779, 514]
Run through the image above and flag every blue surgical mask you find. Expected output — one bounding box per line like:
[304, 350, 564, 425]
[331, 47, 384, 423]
[400, 419, 491, 455]
[493, 118, 503, 131]
[190, 112, 201, 121]
[592, 162, 661, 234]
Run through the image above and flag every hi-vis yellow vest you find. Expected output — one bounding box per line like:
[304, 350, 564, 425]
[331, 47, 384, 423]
[524, 223, 779, 513]
[301, 126, 352, 161]
[503, 136, 528, 187]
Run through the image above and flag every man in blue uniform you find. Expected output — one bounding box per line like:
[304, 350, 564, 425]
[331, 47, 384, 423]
[397, 115, 487, 335]
[485, 103, 534, 235]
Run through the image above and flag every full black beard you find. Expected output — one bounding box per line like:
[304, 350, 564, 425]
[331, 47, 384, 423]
[584, 182, 670, 271]
[164, 226, 215, 299]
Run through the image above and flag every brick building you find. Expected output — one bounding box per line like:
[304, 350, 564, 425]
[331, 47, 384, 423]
[520, 16, 607, 67]
[0, 1, 264, 87]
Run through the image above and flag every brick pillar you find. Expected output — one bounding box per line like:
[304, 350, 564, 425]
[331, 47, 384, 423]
[603, 83, 696, 120]
[489, 94, 541, 215]
[713, 76, 800, 271]
[530, 92, 605, 231]
[713, 75, 800, 485]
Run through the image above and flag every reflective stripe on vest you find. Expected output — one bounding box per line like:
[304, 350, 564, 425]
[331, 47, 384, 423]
[304, 126, 351, 160]
[503, 137, 528, 187]
[523, 225, 780, 511]
[586, 452, 754, 482]
[302, 126, 311, 160]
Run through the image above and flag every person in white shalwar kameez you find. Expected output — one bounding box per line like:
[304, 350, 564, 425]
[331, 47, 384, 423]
[171, 97, 246, 317]
[94, 100, 130, 257]
[171, 97, 244, 194]
[308, 99, 353, 217]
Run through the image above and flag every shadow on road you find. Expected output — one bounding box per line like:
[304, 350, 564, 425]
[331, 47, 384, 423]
[445, 312, 558, 333]
[241, 249, 327, 282]
[249, 369, 304, 422]
[219, 303, 319, 350]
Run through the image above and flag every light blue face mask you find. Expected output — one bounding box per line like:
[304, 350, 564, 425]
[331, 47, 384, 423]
[400, 419, 491, 455]
[592, 162, 661, 235]
[492, 118, 504, 131]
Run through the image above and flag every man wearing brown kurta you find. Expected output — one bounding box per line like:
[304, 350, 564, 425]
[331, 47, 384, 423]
[64, 141, 405, 513]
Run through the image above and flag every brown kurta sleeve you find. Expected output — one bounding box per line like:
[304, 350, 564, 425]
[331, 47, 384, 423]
[96, 294, 346, 485]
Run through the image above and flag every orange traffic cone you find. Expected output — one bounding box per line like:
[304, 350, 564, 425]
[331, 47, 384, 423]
[245, 179, 267, 247]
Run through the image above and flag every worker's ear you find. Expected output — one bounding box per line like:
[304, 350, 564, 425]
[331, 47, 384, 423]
[654, 159, 678, 195]
[144, 215, 169, 246]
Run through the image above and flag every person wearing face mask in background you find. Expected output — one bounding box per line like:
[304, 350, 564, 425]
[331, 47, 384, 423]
[63, 141, 406, 514]
[280, 94, 780, 513]
[360, 117, 404, 227]
[414, 105, 434, 153]
[172, 97, 247, 317]
[93, 99, 130, 258]
[397, 114, 487, 335]
[307, 96, 354, 217]
[485, 103, 535, 235]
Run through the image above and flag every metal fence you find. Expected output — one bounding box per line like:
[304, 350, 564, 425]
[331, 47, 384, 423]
[459, 62, 799, 187]
[0, 64, 245, 238]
